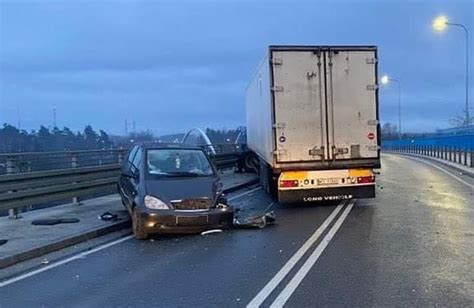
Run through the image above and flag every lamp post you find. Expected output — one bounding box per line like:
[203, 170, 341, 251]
[433, 15, 470, 126]
[381, 75, 402, 140]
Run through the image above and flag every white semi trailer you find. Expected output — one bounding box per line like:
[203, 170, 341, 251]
[246, 45, 380, 203]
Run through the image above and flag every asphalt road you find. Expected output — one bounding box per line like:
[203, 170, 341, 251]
[1, 154, 473, 307]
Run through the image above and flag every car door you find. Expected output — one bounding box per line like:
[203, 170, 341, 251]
[120, 146, 138, 209]
[127, 146, 143, 208]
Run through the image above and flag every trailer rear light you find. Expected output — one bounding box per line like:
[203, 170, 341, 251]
[280, 180, 299, 187]
[357, 176, 375, 184]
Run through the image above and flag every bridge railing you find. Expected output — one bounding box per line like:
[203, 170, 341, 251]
[386, 145, 473, 168]
[0, 149, 128, 175]
[0, 145, 251, 219]
[0, 164, 120, 214]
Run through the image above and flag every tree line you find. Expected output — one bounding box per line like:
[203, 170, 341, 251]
[0, 124, 112, 153]
[0, 124, 247, 153]
[1, 121, 435, 153]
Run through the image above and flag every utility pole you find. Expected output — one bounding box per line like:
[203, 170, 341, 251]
[53, 107, 57, 128]
[381, 75, 402, 140]
[433, 16, 470, 126]
[446, 22, 470, 126]
[17, 105, 21, 129]
[125, 119, 128, 136]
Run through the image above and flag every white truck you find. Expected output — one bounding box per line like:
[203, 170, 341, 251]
[246, 45, 380, 203]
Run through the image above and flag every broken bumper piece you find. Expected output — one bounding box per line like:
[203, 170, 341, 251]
[233, 211, 276, 229]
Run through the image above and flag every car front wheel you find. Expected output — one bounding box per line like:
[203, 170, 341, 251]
[132, 208, 148, 240]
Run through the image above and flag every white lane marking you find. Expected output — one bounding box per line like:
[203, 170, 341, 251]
[0, 235, 133, 288]
[399, 155, 473, 188]
[0, 185, 260, 288]
[228, 186, 261, 201]
[270, 199, 356, 307]
[263, 202, 275, 213]
[246, 201, 346, 308]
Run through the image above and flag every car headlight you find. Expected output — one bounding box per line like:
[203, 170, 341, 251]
[144, 195, 169, 210]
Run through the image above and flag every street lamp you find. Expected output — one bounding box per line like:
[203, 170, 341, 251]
[381, 74, 402, 140]
[433, 15, 470, 126]
[432, 15, 448, 32]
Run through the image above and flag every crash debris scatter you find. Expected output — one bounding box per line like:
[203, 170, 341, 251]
[233, 211, 276, 229]
[201, 229, 223, 235]
[99, 212, 119, 221]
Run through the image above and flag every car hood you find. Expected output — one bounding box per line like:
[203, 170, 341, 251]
[144, 177, 218, 203]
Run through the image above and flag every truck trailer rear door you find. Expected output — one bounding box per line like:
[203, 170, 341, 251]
[271, 50, 328, 163]
[326, 49, 379, 161]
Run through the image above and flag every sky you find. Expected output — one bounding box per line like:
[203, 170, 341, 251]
[0, 0, 473, 136]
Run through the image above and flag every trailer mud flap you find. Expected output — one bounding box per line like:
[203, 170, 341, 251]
[278, 185, 375, 203]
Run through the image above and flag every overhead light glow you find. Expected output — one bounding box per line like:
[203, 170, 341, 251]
[381, 75, 389, 85]
[433, 15, 448, 32]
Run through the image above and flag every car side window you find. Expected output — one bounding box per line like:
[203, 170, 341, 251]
[124, 146, 138, 172]
[131, 147, 142, 174]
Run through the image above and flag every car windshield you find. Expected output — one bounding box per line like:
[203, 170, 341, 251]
[147, 149, 214, 176]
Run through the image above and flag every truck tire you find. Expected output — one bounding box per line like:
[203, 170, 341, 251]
[259, 158, 278, 200]
[259, 157, 268, 192]
[244, 153, 259, 174]
[268, 174, 278, 199]
[132, 208, 148, 240]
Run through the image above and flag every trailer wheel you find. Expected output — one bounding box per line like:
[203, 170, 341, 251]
[244, 153, 259, 174]
[259, 158, 278, 200]
[258, 158, 267, 191]
[268, 174, 278, 199]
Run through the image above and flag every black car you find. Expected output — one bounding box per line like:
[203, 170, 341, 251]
[118, 143, 233, 239]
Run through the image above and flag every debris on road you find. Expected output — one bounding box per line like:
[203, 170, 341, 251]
[41, 259, 50, 265]
[59, 218, 80, 224]
[201, 229, 223, 236]
[98, 212, 119, 221]
[233, 211, 276, 229]
[31, 218, 80, 226]
[31, 219, 61, 226]
[0, 239, 8, 246]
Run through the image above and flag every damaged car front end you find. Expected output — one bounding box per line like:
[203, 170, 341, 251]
[118, 143, 234, 239]
[138, 196, 234, 235]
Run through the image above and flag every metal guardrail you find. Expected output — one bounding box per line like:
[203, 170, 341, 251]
[0, 149, 128, 175]
[0, 145, 251, 219]
[0, 144, 248, 175]
[386, 145, 473, 168]
[382, 134, 474, 151]
[0, 164, 120, 212]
